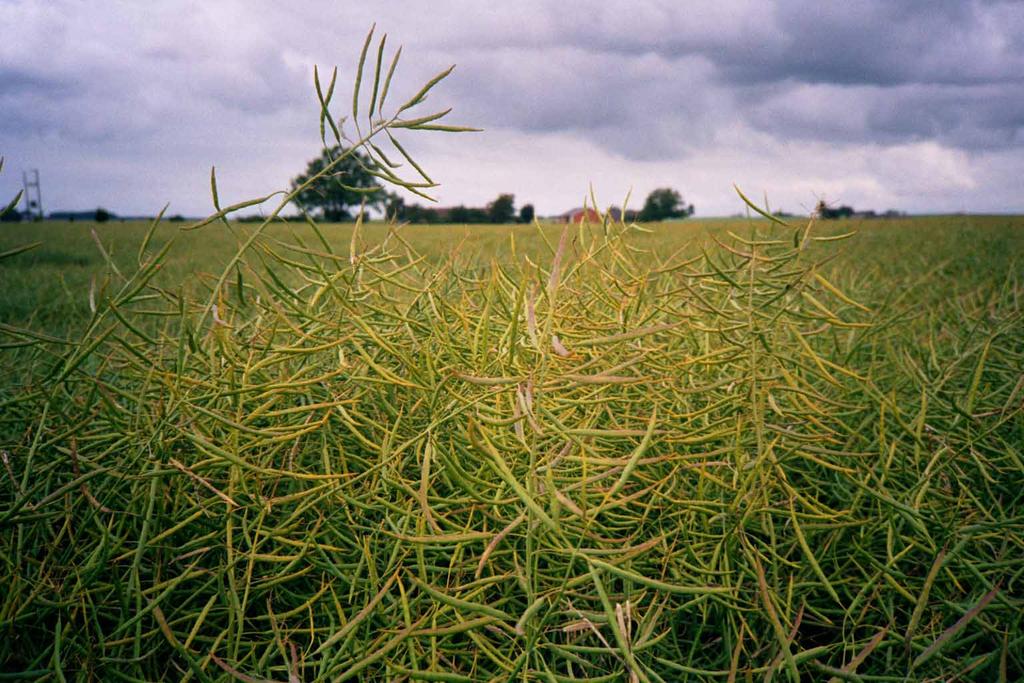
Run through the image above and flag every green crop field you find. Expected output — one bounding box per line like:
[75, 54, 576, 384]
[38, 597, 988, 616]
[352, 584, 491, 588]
[1, 211, 1022, 681]
[1, 214, 1019, 330]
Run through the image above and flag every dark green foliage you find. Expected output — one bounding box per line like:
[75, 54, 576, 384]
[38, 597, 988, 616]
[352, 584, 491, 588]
[486, 193, 515, 223]
[404, 203, 447, 224]
[518, 203, 535, 223]
[448, 205, 488, 223]
[816, 200, 856, 219]
[384, 193, 407, 221]
[385, 194, 521, 225]
[290, 145, 386, 221]
[639, 187, 694, 221]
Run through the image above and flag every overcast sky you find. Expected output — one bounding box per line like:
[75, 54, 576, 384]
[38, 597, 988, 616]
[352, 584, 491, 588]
[2, 0, 1022, 218]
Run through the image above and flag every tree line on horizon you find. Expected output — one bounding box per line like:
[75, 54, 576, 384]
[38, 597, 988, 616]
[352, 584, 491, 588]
[20, 145, 927, 225]
[0, 147, 903, 223]
[289, 146, 695, 224]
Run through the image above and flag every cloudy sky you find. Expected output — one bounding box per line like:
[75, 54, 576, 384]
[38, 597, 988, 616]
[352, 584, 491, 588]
[2, 0, 1022, 218]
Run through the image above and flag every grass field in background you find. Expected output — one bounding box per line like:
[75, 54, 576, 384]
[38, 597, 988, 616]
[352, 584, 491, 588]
[2, 214, 1021, 333]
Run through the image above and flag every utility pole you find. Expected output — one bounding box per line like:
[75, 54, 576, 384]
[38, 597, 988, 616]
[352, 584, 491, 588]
[22, 169, 43, 220]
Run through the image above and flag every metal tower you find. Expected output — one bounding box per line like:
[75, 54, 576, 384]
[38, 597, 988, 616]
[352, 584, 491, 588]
[22, 169, 43, 220]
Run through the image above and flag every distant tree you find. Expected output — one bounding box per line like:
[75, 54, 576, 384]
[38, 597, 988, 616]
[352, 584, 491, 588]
[816, 200, 855, 220]
[486, 194, 516, 224]
[168, 214, 186, 222]
[0, 207, 21, 222]
[94, 207, 113, 223]
[638, 188, 694, 222]
[413, 205, 444, 224]
[447, 205, 487, 223]
[386, 195, 448, 224]
[518, 203, 535, 224]
[385, 194, 406, 222]
[422, 207, 445, 223]
[290, 146, 385, 221]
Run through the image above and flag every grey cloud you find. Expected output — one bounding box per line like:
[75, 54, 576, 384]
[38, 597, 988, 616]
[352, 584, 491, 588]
[0, 67, 78, 97]
[747, 82, 1024, 150]
[449, 49, 708, 128]
[531, 1, 1024, 88]
[433, 46, 726, 160]
[717, 1, 1024, 87]
[434, 0, 1024, 156]
[1, 0, 1022, 217]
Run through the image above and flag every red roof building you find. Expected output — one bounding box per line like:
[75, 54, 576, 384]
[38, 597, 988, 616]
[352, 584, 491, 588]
[561, 207, 602, 224]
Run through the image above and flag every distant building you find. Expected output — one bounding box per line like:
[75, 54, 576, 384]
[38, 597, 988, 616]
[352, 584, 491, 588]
[555, 207, 634, 223]
[559, 207, 603, 224]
